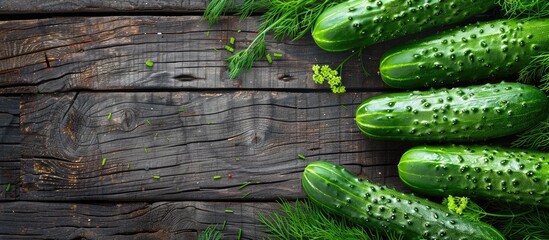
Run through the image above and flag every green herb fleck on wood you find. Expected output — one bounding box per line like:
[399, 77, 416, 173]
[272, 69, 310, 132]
[225, 209, 234, 213]
[145, 60, 154, 67]
[5, 183, 11, 192]
[101, 158, 107, 167]
[241, 192, 251, 199]
[266, 53, 273, 64]
[273, 53, 283, 58]
[107, 112, 112, 120]
[145, 119, 152, 125]
[224, 45, 234, 53]
[239, 182, 251, 190]
[153, 175, 161, 179]
[221, 220, 227, 230]
[298, 154, 306, 160]
[237, 228, 242, 240]
[230, 37, 235, 45]
[213, 175, 222, 180]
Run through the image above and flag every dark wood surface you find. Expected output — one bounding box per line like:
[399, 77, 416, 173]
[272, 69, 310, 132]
[0, 15, 389, 95]
[0, 1, 530, 239]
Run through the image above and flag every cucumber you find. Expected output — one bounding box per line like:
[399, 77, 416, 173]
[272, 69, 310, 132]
[398, 145, 549, 207]
[355, 82, 548, 141]
[380, 18, 549, 89]
[312, 0, 496, 52]
[302, 161, 505, 239]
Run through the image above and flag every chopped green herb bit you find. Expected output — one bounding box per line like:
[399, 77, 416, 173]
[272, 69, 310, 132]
[298, 154, 306, 160]
[224, 45, 234, 53]
[213, 175, 222, 180]
[153, 175, 161, 179]
[144, 147, 149, 153]
[178, 108, 185, 112]
[221, 220, 227, 230]
[225, 209, 234, 213]
[229, 37, 235, 45]
[165, 137, 171, 142]
[205, 31, 210, 37]
[273, 53, 283, 58]
[235, 157, 240, 161]
[5, 183, 11, 192]
[101, 158, 107, 166]
[107, 112, 112, 120]
[145, 119, 152, 125]
[127, 163, 131, 169]
[241, 192, 251, 199]
[237, 228, 242, 240]
[145, 60, 154, 67]
[266, 53, 273, 64]
[239, 182, 251, 190]
[237, 29, 241, 33]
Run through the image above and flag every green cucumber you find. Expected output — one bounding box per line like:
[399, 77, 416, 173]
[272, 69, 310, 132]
[312, 0, 496, 52]
[398, 145, 549, 207]
[302, 161, 505, 239]
[355, 82, 548, 141]
[380, 18, 549, 89]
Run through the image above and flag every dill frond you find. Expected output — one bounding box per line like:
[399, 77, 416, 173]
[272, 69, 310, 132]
[258, 199, 403, 240]
[518, 52, 549, 84]
[497, 0, 549, 18]
[203, 0, 236, 27]
[482, 203, 548, 240]
[218, 0, 345, 79]
[512, 116, 549, 151]
[198, 224, 223, 240]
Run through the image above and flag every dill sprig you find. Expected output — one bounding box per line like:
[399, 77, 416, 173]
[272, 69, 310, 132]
[203, 0, 236, 26]
[198, 224, 223, 240]
[518, 52, 549, 85]
[481, 202, 548, 240]
[511, 116, 549, 151]
[204, 0, 345, 79]
[257, 199, 403, 240]
[497, 0, 549, 18]
[443, 196, 546, 240]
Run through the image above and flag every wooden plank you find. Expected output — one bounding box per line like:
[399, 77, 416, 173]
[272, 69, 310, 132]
[20, 91, 412, 201]
[0, 97, 20, 200]
[0, 16, 394, 94]
[0, 0, 209, 14]
[0, 201, 276, 239]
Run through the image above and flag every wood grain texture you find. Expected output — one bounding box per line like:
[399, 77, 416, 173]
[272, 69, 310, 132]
[20, 91, 411, 201]
[0, 97, 20, 200]
[0, 201, 276, 239]
[0, 0, 209, 14]
[0, 15, 394, 94]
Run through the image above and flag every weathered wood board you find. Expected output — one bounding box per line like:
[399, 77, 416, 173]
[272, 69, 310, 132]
[0, 1, 209, 14]
[19, 91, 410, 201]
[0, 16, 391, 95]
[0, 201, 275, 239]
[0, 97, 20, 200]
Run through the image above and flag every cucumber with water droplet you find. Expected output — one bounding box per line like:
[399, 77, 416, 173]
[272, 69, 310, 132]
[380, 18, 549, 89]
[355, 82, 548, 142]
[399, 145, 549, 207]
[312, 0, 496, 52]
[302, 161, 505, 239]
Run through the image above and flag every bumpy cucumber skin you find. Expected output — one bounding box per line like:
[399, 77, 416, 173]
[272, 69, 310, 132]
[380, 18, 549, 89]
[399, 145, 549, 207]
[355, 82, 549, 141]
[312, 0, 496, 52]
[302, 161, 505, 240]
